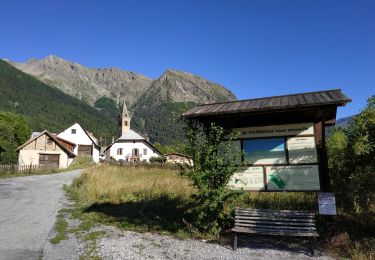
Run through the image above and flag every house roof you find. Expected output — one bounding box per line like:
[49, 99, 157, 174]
[55, 136, 76, 146]
[164, 152, 192, 159]
[103, 130, 162, 155]
[117, 130, 145, 141]
[183, 89, 351, 118]
[17, 130, 76, 157]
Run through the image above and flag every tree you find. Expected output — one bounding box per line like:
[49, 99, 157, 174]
[327, 96, 375, 215]
[185, 121, 241, 235]
[0, 111, 31, 163]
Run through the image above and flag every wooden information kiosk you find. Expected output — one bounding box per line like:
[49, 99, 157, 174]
[183, 89, 351, 192]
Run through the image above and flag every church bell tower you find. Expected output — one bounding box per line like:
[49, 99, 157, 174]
[118, 101, 131, 136]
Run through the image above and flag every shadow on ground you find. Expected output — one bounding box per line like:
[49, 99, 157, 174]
[84, 195, 194, 233]
[84, 196, 317, 257]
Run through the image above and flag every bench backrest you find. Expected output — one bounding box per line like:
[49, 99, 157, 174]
[234, 208, 317, 236]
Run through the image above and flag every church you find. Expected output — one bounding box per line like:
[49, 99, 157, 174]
[104, 102, 162, 162]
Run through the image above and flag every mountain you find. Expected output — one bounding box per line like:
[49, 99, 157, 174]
[0, 59, 117, 142]
[131, 69, 236, 143]
[7, 56, 237, 144]
[9, 55, 152, 107]
[336, 115, 355, 128]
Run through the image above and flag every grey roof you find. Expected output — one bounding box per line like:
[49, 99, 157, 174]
[31, 132, 42, 139]
[183, 89, 351, 118]
[117, 130, 145, 141]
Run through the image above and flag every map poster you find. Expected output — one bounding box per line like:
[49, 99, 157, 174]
[229, 166, 265, 191]
[287, 137, 318, 163]
[266, 165, 320, 191]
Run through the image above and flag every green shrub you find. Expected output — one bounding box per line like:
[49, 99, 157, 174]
[149, 156, 165, 163]
[185, 122, 241, 235]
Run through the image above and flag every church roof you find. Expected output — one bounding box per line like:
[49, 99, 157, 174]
[117, 130, 145, 141]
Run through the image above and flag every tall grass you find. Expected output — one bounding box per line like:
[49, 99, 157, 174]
[73, 164, 194, 205]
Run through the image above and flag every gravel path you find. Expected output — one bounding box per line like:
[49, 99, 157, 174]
[98, 228, 333, 260]
[0, 170, 81, 260]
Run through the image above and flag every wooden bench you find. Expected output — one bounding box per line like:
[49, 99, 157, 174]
[231, 208, 319, 254]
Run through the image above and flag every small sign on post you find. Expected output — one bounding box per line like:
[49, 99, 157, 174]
[318, 192, 337, 215]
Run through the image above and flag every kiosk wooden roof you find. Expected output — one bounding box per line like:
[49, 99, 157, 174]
[183, 89, 351, 127]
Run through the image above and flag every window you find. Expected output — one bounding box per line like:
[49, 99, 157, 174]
[71, 129, 76, 134]
[117, 148, 123, 155]
[124, 121, 128, 126]
[143, 149, 147, 155]
[47, 139, 53, 144]
[243, 138, 286, 165]
[132, 148, 139, 157]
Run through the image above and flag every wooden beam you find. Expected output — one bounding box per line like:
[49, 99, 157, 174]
[315, 115, 331, 191]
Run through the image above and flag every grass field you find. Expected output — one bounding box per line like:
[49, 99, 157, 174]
[67, 164, 374, 259]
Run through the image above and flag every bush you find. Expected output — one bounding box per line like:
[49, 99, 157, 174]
[185, 122, 241, 235]
[149, 156, 165, 163]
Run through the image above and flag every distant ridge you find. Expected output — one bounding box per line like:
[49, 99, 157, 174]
[4, 56, 236, 144]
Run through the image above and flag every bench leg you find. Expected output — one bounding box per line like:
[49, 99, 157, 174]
[310, 237, 317, 256]
[232, 233, 238, 250]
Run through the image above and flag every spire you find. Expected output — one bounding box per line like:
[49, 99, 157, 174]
[122, 101, 129, 117]
[119, 100, 131, 136]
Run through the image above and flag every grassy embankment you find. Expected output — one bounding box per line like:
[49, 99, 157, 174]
[0, 156, 93, 179]
[68, 164, 374, 259]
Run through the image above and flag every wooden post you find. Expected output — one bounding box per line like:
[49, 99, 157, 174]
[315, 118, 331, 192]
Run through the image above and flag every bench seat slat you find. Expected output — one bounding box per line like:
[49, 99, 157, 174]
[235, 216, 315, 223]
[236, 208, 315, 215]
[235, 223, 317, 231]
[235, 210, 315, 218]
[234, 219, 316, 227]
[232, 227, 319, 237]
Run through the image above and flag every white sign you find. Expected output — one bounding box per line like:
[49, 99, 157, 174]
[318, 192, 337, 215]
[266, 165, 320, 191]
[229, 166, 265, 191]
[234, 123, 314, 139]
[287, 137, 318, 163]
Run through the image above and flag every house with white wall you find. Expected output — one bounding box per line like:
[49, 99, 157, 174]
[104, 102, 162, 162]
[57, 123, 100, 163]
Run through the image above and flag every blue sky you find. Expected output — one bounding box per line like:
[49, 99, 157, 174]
[2, 0, 374, 118]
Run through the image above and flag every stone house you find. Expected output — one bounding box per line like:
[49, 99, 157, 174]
[17, 130, 76, 168]
[164, 153, 193, 166]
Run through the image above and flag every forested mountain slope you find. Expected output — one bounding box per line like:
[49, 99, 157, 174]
[0, 60, 117, 140]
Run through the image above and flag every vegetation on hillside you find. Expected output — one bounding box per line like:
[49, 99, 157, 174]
[0, 60, 117, 142]
[94, 97, 119, 121]
[0, 111, 31, 163]
[132, 101, 196, 145]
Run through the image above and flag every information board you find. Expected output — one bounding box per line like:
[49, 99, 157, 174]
[234, 123, 314, 139]
[243, 138, 286, 165]
[229, 166, 265, 191]
[266, 165, 320, 191]
[318, 192, 337, 215]
[287, 137, 318, 163]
